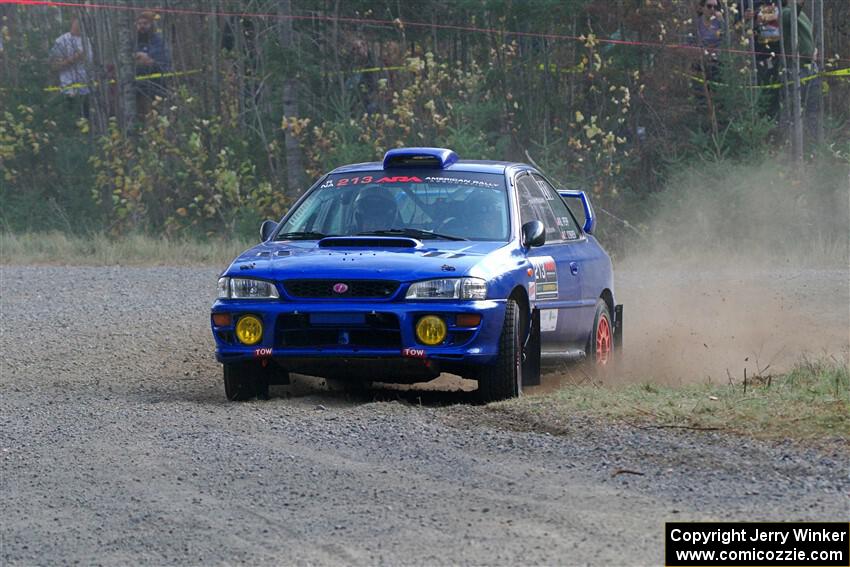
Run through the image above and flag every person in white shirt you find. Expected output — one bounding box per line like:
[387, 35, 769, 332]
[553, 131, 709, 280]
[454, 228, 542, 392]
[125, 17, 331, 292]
[49, 16, 93, 116]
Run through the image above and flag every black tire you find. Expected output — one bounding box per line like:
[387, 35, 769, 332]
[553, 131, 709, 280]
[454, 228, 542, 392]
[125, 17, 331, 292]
[586, 300, 614, 367]
[522, 309, 542, 386]
[477, 299, 523, 402]
[223, 362, 267, 401]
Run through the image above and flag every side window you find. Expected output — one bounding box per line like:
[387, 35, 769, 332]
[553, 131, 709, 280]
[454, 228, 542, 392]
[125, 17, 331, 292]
[515, 173, 563, 243]
[532, 174, 581, 241]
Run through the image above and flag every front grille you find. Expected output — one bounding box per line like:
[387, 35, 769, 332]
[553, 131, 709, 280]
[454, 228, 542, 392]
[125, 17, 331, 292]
[276, 312, 401, 349]
[283, 279, 399, 299]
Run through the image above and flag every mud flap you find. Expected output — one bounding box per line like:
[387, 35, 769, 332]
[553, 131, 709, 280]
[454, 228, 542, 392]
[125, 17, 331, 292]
[264, 360, 291, 385]
[613, 304, 623, 349]
[522, 309, 542, 386]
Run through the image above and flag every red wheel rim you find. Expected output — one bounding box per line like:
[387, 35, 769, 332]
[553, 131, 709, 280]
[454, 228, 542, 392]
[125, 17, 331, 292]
[596, 315, 612, 365]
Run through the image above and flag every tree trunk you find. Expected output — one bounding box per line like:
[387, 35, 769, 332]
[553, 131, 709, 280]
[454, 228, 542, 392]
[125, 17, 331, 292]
[815, 0, 825, 146]
[278, 0, 306, 197]
[789, 2, 804, 164]
[117, 0, 136, 132]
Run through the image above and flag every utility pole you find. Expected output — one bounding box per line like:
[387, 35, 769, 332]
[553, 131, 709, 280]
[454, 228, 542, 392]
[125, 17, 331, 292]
[789, 0, 804, 165]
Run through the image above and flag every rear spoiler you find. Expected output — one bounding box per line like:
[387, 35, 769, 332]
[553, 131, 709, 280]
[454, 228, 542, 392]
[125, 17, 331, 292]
[558, 190, 595, 234]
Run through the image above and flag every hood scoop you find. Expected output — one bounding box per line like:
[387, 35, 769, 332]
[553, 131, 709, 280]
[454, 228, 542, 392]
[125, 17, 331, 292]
[318, 236, 420, 249]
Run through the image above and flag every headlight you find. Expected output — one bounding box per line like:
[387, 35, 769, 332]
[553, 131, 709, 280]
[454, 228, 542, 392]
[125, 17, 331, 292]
[217, 277, 280, 299]
[405, 278, 487, 300]
[217, 277, 230, 298]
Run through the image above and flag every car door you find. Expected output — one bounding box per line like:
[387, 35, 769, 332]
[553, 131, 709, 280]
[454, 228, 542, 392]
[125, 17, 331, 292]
[531, 174, 599, 343]
[515, 172, 582, 347]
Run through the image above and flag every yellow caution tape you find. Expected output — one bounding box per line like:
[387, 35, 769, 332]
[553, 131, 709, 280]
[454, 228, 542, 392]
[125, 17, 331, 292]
[5, 64, 846, 95]
[42, 69, 202, 93]
[348, 65, 406, 74]
[682, 66, 849, 90]
[536, 62, 584, 74]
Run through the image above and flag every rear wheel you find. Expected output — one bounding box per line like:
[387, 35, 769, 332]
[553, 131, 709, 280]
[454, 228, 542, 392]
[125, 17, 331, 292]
[476, 299, 522, 402]
[587, 300, 613, 367]
[223, 362, 268, 401]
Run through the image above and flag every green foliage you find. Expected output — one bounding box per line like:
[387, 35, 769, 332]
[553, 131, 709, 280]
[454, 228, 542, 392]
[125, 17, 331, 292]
[686, 55, 777, 161]
[0, 104, 101, 232]
[89, 91, 286, 238]
[290, 53, 500, 176]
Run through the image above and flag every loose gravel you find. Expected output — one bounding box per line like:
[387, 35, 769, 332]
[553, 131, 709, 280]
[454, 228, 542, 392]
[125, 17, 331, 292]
[1, 265, 848, 566]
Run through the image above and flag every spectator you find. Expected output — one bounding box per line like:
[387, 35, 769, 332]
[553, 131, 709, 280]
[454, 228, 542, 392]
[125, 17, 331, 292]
[344, 37, 379, 115]
[49, 16, 93, 117]
[692, 0, 727, 60]
[742, 1, 782, 118]
[134, 11, 171, 120]
[689, 0, 727, 104]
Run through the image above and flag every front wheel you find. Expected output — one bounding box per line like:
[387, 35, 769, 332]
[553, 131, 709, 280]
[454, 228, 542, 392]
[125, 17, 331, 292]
[476, 299, 523, 402]
[223, 362, 269, 401]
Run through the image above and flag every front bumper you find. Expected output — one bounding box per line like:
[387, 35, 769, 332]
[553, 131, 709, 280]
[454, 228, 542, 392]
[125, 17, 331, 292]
[211, 299, 507, 372]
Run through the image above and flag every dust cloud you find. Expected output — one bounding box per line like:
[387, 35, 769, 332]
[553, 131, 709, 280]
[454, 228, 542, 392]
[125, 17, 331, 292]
[545, 158, 850, 388]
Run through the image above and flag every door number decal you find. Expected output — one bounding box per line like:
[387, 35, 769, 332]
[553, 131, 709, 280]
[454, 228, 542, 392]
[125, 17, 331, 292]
[529, 256, 559, 299]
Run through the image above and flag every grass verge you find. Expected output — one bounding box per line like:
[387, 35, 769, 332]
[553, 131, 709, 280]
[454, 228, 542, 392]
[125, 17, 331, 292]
[497, 358, 849, 442]
[0, 231, 252, 266]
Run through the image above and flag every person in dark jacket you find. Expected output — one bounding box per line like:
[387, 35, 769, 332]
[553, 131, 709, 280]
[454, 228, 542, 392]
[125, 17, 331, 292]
[134, 11, 171, 120]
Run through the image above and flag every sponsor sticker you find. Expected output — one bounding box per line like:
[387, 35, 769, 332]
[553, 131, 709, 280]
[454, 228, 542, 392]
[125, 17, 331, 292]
[402, 348, 426, 359]
[333, 175, 423, 186]
[540, 309, 558, 332]
[424, 176, 500, 188]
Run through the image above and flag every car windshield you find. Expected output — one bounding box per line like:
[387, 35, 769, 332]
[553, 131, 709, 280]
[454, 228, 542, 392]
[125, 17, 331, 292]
[276, 170, 510, 241]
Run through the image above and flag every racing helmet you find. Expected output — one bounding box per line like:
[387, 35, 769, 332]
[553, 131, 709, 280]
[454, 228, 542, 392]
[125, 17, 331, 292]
[458, 189, 505, 239]
[353, 189, 399, 232]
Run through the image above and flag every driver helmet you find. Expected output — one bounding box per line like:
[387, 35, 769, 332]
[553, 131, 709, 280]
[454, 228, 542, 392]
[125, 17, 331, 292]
[463, 189, 505, 239]
[353, 189, 398, 232]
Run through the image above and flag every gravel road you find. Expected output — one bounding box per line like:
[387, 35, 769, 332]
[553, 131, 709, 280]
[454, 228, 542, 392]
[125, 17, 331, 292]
[2, 265, 848, 566]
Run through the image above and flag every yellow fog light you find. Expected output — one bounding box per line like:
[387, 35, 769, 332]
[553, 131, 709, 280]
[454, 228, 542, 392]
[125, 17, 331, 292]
[235, 315, 263, 345]
[415, 315, 447, 346]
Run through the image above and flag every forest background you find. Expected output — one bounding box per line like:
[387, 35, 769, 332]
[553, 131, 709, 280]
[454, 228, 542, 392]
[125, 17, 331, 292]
[1, 0, 848, 259]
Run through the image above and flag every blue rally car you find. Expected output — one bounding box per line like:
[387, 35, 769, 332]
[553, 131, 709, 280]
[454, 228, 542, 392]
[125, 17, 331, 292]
[211, 148, 622, 401]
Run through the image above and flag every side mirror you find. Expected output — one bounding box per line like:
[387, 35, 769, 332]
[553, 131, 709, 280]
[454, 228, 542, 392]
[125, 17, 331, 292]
[558, 189, 595, 234]
[521, 220, 546, 248]
[260, 220, 277, 242]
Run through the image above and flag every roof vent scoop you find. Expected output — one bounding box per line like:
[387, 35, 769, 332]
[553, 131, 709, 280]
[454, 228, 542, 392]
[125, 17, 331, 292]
[383, 147, 458, 169]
